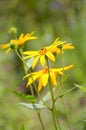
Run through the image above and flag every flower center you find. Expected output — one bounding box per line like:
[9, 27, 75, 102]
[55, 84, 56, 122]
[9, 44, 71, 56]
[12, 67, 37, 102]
[43, 67, 48, 74]
[39, 48, 47, 55]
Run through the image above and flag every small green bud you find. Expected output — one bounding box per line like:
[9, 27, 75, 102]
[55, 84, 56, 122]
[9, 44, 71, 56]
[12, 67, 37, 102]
[9, 27, 17, 35]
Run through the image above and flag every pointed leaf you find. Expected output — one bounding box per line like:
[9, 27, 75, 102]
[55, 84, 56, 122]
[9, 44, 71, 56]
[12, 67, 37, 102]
[56, 87, 76, 99]
[20, 103, 46, 109]
[10, 89, 36, 103]
[62, 74, 69, 83]
[26, 57, 34, 68]
[75, 84, 86, 92]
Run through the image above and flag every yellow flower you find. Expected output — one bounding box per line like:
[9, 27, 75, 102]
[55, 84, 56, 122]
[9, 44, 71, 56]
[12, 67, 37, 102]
[23, 38, 74, 69]
[23, 64, 74, 91]
[0, 32, 37, 54]
[46, 38, 74, 54]
[23, 47, 56, 69]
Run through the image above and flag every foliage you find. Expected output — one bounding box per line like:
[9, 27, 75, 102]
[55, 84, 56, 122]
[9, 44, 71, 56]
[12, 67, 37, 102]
[0, 0, 86, 130]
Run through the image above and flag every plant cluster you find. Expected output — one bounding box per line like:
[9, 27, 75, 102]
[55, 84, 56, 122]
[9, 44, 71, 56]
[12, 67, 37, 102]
[0, 27, 75, 130]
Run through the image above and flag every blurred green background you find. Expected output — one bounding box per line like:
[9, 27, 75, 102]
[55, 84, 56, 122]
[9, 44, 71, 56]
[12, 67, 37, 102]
[0, 0, 86, 130]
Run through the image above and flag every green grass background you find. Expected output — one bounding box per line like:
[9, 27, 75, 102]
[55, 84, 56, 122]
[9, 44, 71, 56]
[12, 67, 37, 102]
[0, 0, 86, 130]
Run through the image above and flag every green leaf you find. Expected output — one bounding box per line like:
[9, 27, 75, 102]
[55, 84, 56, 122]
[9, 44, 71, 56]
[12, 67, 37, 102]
[39, 87, 57, 104]
[26, 58, 34, 68]
[62, 74, 69, 83]
[10, 89, 36, 103]
[20, 103, 46, 109]
[20, 125, 25, 130]
[75, 84, 86, 92]
[56, 87, 76, 99]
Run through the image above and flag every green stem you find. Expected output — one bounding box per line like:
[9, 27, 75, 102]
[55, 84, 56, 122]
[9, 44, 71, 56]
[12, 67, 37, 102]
[61, 98, 72, 130]
[37, 110, 45, 130]
[60, 49, 72, 130]
[46, 57, 58, 130]
[53, 54, 62, 130]
[46, 57, 54, 101]
[15, 48, 34, 96]
[32, 81, 50, 110]
[51, 109, 58, 130]
[54, 106, 62, 130]
[15, 48, 45, 130]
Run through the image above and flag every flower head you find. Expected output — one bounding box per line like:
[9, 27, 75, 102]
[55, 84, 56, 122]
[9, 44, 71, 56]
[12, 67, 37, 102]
[0, 32, 37, 53]
[23, 46, 56, 69]
[23, 38, 74, 69]
[23, 64, 74, 91]
[46, 38, 74, 54]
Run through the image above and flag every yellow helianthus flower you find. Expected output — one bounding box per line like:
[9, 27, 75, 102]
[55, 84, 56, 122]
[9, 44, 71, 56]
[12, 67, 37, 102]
[23, 38, 74, 69]
[23, 47, 56, 69]
[46, 38, 74, 54]
[0, 32, 37, 54]
[23, 64, 74, 91]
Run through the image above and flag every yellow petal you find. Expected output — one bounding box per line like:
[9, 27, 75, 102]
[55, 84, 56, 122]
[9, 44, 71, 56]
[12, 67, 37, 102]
[40, 55, 45, 67]
[27, 74, 40, 86]
[26, 36, 37, 40]
[63, 44, 75, 49]
[46, 52, 55, 61]
[63, 64, 74, 71]
[38, 77, 42, 91]
[24, 33, 31, 39]
[50, 72, 57, 86]
[53, 64, 74, 72]
[24, 55, 34, 60]
[6, 48, 11, 54]
[23, 51, 38, 59]
[50, 47, 61, 54]
[23, 73, 31, 79]
[52, 38, 60, 45]
[25, 32, 37, 40]
[23, 51, 38, 55]
[32, 56, 39, 69]
[57, 71, 64, 75]
[19, 34, 24, 40]
[0, 44, 9, 49]
[52, 38, 65, 46]
[42, 74, 49, 87]
[30, 32, 34, 35]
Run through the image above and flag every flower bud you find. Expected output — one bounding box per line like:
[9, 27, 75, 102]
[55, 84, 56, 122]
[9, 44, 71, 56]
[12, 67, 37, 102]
[9, 27, 17, 35]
